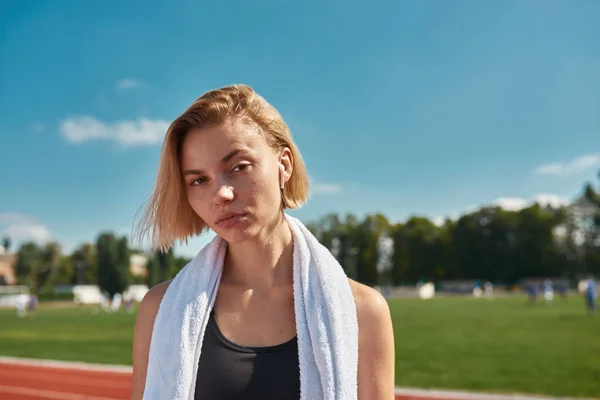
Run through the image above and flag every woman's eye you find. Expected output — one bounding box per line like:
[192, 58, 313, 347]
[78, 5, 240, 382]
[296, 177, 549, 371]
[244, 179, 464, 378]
[233, 163, 250, 172]
[190, 177, 208, 186]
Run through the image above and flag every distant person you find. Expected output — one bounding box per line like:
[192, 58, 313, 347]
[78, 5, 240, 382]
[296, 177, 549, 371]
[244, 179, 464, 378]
[15, 294, 29, 318]
[111, 293, 122, 312]
[99, 292, 110, 312]
[557, 282, 568, 300]
[130, 85, 395, 399]
[383, 285, 391, 299]
[585, 278, 596, 315]
[27, 294, 38, 313]
[527, 283, 537, 303]
[544, 279, 554, 303]
[123, 295, 134, 313]
[484, 281, 494, 299]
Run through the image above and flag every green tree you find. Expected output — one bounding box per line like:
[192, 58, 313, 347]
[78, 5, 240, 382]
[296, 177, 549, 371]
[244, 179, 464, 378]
[356, 213, 390, 286]
[71, 243, 97, 285]
[14, 241, 64, 293]
[304, 183, 595, 287]
[37, 242, 62, 293]
[54, 255, 75, 285]
[2, 236, 10, 252]
[581, 170, 600, 275]
[96, 233, 131, 297]
[116, 236, 132, 290]
[156, 247, 175, 281]
[402, 216, 441, 282]
[513, 204, 565, 280]
[145, 255, 161, 288]
[15, 242, 41, 289]
[390, 223, 409, 284]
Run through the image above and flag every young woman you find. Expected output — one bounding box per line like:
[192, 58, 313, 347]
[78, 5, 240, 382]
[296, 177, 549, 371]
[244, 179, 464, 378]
[131, 84, 395, 399]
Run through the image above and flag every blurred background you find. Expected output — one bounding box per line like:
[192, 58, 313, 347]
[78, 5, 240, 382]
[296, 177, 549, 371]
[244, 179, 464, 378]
[0, 1, 599, 399]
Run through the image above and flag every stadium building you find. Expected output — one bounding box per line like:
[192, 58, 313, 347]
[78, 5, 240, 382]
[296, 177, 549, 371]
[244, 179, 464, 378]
[0, 247, 16, 285]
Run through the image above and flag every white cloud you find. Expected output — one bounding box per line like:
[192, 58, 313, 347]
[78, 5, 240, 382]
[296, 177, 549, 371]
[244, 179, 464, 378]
[116, 78, 141, 92]
[0, 213, 52, 245]
[312, 183, 343, 194]
[491, 193, 569, 211]
[491, 197, 528, 211]
[532, 194, 571, 208]
[432, 216, 446, 227]
[533, 153, 600, 176]
[60, 116, 170, 146]
[308, 176, 343, 195]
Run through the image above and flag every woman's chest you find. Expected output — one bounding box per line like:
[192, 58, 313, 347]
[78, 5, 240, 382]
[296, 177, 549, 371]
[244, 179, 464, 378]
[213, 285, 296, 347]
[194, 311, 300, 400]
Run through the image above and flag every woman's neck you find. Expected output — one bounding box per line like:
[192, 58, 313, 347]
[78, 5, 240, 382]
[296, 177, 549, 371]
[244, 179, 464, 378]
[222, 214, 294, 290]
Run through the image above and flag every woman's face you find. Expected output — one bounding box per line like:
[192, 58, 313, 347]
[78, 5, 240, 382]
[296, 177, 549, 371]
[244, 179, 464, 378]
[180, 119, 290, 244]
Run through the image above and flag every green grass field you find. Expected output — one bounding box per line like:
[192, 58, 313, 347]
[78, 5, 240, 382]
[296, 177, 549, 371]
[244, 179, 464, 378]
[1, 296, 599, 398]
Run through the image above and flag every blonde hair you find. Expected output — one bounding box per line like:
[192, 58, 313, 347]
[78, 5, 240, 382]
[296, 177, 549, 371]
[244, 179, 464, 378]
[136, 84, 310, 252]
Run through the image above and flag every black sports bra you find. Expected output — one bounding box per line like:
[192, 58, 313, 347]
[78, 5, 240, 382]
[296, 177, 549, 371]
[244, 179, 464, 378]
[194, 310, 301, 399]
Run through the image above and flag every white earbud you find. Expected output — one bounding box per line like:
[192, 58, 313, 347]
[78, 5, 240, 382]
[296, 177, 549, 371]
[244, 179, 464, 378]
[279, 164, 285, 189]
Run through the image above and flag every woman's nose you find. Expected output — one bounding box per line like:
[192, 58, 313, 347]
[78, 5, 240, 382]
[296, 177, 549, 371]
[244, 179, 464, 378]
[213, 179, 234, 204]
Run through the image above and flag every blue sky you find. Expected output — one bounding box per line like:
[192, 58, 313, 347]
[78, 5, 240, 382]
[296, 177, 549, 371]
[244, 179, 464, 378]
[1, 0, 599, 257]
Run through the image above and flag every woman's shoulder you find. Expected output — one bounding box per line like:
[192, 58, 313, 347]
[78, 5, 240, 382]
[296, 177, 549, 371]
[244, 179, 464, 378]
[347, 278, 395, 393]
[347, 279, 389, 315]
[138, 279, 173, 319]
[347, 281, 395, 396]
[347, 278, 393, 342]
[131, 279, 173, 399]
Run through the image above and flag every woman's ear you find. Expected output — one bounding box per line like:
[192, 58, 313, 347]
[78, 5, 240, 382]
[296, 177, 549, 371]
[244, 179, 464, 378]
[279, 147, 293, 187]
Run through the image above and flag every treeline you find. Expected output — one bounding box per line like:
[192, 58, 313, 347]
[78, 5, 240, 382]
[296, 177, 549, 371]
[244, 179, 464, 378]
[7, 232, 190, 297]
[306, 173, 600, 286]
[4, 171, 599, 294]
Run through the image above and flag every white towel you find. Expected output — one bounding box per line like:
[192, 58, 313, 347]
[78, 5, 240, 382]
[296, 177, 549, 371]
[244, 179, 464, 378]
[143, 213, 359, 400]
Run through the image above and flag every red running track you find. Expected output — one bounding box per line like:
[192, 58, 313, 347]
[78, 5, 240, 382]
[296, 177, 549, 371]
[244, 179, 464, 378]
[0, 361, 484, 400]
[0, 362, 130, 400]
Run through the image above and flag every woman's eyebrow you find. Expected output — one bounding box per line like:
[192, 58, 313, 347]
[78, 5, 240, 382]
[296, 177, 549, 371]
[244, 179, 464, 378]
[182, 148, 247, 176]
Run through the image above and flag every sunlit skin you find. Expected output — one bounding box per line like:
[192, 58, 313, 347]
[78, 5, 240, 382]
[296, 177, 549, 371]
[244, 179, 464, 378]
[130, 118, 395, 399]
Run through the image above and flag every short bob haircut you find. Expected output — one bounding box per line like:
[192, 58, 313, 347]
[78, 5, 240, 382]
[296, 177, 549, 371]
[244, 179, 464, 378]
[136, 84, 310, 252]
